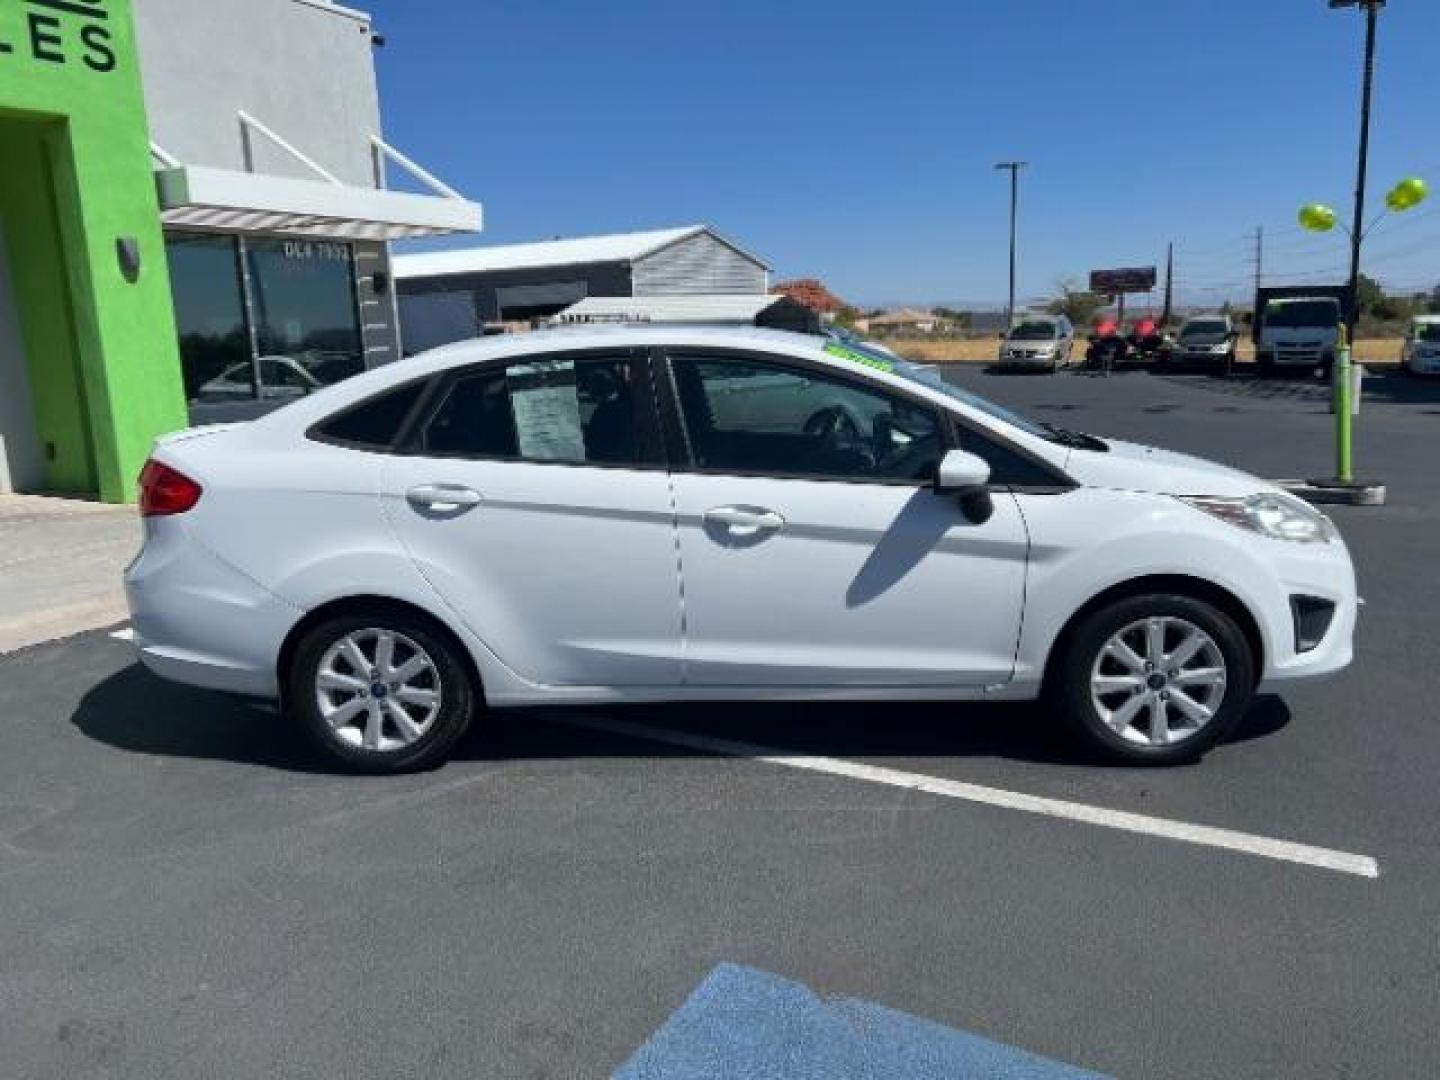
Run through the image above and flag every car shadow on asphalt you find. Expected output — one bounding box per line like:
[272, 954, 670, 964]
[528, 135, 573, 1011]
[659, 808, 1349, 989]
[71, 661, 1293, 776]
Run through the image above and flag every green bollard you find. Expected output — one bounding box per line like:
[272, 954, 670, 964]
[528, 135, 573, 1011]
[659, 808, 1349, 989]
[1334, 335, 1353, 484]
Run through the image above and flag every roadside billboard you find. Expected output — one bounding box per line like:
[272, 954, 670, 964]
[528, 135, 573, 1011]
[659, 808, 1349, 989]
[1090, 267, 1157, 296]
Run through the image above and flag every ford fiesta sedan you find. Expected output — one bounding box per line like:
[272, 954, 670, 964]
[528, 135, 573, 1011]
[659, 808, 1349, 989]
[126, 326, 1356, 772]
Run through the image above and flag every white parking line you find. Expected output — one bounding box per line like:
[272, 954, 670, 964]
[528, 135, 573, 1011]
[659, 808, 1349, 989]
[109, 626, 135, 642]
[552, 714, 1380, 880]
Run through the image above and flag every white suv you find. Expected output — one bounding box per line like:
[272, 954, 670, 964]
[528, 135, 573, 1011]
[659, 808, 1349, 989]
[1402, 315, 1440, 375]
[126, 327, 1356, 772]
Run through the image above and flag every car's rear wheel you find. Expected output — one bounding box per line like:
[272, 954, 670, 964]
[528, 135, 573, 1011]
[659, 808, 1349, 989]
[1050, 594, 1255, 764]
[288, 614, 476, 773]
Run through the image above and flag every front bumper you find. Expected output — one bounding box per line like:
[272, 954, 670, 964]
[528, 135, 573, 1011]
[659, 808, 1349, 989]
[999, 352, 1057, 367]
[1253, 534, 1357, 689]
[124, 518, 299, 698]
[1262, 348, 1335, 367]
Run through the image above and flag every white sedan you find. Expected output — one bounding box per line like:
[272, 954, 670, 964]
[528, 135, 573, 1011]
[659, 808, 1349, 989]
[126, 327, 1356, 772]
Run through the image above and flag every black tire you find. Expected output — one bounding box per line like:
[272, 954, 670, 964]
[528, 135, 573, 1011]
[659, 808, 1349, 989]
[1048, 593, 1256, 765]
[287, 612, 477, 773]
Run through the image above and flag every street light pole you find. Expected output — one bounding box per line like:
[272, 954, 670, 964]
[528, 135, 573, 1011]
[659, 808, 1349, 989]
[1343, 0, 1381, 340]
[995, 161, 1026, 329]
[1293, 3, 1424, 503]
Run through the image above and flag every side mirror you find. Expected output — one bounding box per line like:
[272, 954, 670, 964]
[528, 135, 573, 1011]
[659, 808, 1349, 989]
[935, 449, 994, 523]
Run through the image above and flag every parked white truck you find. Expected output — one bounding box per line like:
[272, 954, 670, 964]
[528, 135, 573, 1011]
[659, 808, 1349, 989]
[1253, 287, 1348, 377]
[1257, 297, 1343, 375]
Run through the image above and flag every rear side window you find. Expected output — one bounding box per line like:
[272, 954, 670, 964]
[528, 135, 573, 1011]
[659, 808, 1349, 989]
[314, 381, 427, 449]
[415, 354, 657, 466]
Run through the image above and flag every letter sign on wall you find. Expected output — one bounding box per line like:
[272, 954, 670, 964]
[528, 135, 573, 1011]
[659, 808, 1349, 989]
[0, 0, 117, 73]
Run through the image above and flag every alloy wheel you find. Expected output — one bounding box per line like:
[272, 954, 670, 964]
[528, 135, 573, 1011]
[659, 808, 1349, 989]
[1089, 616, 1228, 747]
[315, 628, 443, 751]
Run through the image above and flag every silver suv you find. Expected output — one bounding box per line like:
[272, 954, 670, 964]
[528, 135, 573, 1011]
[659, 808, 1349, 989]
[1171, 316, 1238, 370]
[999, 316, 1075, 372]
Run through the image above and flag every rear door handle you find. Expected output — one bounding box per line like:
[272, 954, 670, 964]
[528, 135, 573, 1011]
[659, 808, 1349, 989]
[703, 505, 785, 536]
[406, 484, 483, 513]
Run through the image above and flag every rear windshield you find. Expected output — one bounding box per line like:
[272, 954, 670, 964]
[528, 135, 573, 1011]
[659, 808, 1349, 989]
[1415, 323, 1440, 343]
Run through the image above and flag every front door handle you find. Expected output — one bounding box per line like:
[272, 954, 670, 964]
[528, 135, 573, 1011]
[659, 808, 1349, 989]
[703, 505, 786, 536]
[406, 484, 483, 514]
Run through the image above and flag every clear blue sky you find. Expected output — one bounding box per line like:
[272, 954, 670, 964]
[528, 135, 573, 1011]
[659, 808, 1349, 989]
[368, 0, 1440, 309]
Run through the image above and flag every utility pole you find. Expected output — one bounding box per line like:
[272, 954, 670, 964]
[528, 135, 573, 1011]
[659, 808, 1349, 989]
[1161, 242, 1174, 328]
[994, 161, 1027, 330]
[1252, 226, 1264, 298]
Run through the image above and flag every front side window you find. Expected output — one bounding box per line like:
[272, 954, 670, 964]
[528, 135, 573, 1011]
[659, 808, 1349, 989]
[245, 239, 365, 399]
[670, 355, 942, 483]
[417, 354, 654, 466]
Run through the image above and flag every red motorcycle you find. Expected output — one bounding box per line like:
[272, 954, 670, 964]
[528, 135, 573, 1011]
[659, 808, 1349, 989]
[1085, 317, 1128, 370]
[1126, 318, 1166, 365]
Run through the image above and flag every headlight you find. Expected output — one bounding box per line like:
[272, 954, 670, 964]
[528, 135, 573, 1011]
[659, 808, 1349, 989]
[1179, 493, 1337, 544]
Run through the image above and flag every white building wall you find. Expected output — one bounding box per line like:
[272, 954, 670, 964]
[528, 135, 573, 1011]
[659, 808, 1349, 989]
[632, 232, 768, 296]
[132, 0, 382, 185]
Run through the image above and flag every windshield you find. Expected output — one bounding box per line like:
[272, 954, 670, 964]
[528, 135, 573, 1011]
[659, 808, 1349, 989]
[1414, 323, 1440, 343]
[1265, 300, 1340, 329]
[1009, 321, 1057, 341]
[1182, 320, 1228, 337]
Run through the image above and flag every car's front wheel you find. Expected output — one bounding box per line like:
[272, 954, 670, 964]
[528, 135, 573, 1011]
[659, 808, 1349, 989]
[1050, 594, 1256, 764]
[288, 613, 477, 773]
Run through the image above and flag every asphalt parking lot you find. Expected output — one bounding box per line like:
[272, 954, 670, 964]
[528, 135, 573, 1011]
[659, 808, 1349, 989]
[2, 367, 1438, 1079]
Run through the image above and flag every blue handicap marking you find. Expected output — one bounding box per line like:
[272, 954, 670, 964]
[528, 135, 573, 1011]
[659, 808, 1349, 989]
[614, 963, 1110, 1079]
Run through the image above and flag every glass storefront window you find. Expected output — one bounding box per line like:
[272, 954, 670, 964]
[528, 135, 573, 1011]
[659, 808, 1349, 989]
[164, 233, 368, 424]
[165, 233, 251, 409]
[244, 239, 365, 400]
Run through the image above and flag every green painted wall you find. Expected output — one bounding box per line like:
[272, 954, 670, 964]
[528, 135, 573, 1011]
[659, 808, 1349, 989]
[0, 118, 94, 491]
[0, 0, 186, 501]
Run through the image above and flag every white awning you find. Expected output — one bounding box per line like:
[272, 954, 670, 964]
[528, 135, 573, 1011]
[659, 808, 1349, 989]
[155, 165, 482, 241]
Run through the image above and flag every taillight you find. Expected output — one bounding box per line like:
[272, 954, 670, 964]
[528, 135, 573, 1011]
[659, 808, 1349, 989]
[138, 459, 203, 517]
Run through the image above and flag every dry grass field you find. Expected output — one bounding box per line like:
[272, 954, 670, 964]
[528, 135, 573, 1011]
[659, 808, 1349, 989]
[892, 336, 1407, 366]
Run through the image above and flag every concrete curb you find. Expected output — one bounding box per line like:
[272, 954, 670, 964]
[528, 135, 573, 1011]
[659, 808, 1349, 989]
[0, 596, 130, 655]
[1276, 479, 1387, 507]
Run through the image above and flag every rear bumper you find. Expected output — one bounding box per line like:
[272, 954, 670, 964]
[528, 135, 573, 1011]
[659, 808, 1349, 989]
[124, 518, 299, 698]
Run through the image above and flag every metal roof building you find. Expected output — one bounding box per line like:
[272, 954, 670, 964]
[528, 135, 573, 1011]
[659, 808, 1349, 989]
[393, 226, 771, 354]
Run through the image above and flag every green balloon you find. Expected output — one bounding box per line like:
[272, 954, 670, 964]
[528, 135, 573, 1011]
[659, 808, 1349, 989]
[1299, 204, 1338, 232]
[1387, 176, 1429, 212]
